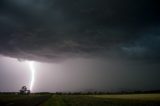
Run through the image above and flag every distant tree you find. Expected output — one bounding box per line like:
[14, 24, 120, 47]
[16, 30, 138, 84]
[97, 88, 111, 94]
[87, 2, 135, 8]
[19, 86, 30, 95]
[26, 90, 31, 95]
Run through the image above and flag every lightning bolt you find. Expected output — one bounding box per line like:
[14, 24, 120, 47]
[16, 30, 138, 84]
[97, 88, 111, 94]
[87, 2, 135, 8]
[28, 61, 35, 91]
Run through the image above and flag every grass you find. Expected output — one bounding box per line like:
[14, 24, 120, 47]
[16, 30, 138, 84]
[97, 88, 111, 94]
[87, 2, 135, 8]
[93, 94, 160, 101]
[0, 94, 51, 106]
[40, 94, 160, 106]
[40, 95, 68, 106]
[1, 93, 160, 106]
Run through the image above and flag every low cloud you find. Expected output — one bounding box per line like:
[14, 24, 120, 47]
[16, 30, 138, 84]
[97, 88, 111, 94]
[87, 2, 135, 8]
[0, 0, 160, 62]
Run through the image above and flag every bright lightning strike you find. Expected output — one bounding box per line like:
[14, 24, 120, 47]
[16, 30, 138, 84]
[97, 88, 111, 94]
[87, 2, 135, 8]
[28, 61, 35, 91]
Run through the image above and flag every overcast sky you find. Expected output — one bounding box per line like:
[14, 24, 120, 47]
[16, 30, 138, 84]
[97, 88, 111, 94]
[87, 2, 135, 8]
[0, 0, 160, 92]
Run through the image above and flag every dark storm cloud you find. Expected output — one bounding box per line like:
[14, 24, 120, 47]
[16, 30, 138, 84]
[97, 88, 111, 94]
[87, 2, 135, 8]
[121, 27, 160, 62]
[0, 0, 160, 62]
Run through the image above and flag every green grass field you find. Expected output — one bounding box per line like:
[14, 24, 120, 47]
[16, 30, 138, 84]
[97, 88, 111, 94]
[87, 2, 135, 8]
[93, 94, 160, 101]
[0, 94, 160, 106]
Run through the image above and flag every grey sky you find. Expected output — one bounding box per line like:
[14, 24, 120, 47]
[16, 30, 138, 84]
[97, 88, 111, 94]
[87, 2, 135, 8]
[0, 0, 160, 92]
[0, 56, 160, 92]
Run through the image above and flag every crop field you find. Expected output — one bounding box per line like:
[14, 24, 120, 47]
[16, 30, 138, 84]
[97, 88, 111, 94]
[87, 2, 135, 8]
[0, 94, 160, 106]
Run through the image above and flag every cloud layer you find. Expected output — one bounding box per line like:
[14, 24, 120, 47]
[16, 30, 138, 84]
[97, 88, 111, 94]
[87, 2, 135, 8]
[0, 0, 160, 62]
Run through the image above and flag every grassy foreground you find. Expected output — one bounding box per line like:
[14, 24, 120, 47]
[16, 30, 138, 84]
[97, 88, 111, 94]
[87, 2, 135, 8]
[0, 94, 51, 106]
[1, 94, 160, 106]
[41, 94, 160, 106]
[93, 94, 160, 101]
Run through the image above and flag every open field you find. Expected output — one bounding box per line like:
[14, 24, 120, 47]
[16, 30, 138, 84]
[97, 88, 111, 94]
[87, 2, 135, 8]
[0, 94, 51, 106]
[41, 94, 160, 106]
[0, 94, 160, 106]
[93, 94, 160, 101]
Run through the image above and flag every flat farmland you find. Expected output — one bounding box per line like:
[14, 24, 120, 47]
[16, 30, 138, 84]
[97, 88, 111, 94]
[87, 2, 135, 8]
[93, 94, 160, 101]
[0, 94, 51, 106]
[41, 94, 160, 106]
[1, 94, 160, 106]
